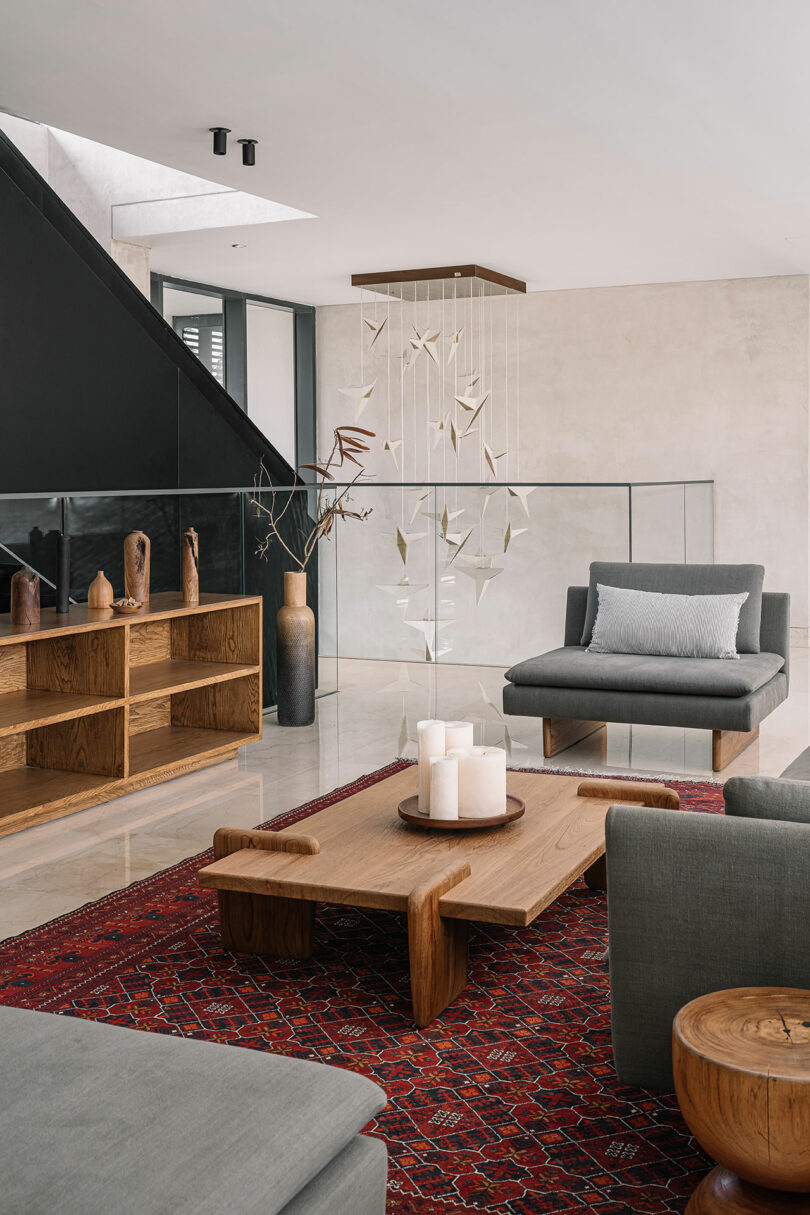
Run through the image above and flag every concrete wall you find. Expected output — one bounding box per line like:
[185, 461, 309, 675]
[317, 275, 810, 663]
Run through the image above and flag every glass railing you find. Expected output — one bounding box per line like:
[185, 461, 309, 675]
[0, 480, 713, 708]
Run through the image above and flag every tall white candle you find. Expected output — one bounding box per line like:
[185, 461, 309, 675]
[457, 746, 507, 818]
[429, 756, 458, 820]
[444, 721, 474, 751]
[417, 719, 446, 812]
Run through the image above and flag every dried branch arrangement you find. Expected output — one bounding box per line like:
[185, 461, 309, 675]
[252, 425, 374, 571]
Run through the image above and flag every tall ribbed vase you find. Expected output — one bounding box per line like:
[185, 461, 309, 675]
[276, 570, 315, 726]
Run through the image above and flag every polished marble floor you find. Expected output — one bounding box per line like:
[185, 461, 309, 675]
[1, 652, 808, 940]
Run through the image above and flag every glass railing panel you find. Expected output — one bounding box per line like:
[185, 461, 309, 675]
[429, 485, 630, 669]
[64, 493, 242, 604]
[684, 482, 715, 563]
[332, 484, 438, 662]
[0, 495, 61, 609]
[629, 483, 688, 563]
[0, 479, 715, 712]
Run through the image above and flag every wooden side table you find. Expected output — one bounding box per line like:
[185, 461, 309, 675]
[673, 987, 810, 1213]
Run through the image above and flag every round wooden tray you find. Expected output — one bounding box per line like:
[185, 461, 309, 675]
[397, 794, 525, 831]
[110, 602, 143, 615]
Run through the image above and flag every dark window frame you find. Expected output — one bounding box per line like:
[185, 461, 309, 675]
[151, 272, 316, 474]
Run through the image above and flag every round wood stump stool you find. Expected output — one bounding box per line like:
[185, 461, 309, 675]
[673, 987, 810, 1213]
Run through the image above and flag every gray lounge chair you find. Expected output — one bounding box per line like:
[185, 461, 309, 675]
[503, 562, 789, 771]
[606, 775, 810, 1089]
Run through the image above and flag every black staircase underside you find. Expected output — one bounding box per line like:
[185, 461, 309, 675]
[0, 128, 295, 493]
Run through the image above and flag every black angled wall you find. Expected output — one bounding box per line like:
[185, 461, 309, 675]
[0, 128, 296, 493]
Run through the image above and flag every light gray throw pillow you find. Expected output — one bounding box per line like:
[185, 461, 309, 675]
[587, 583, 749, 660]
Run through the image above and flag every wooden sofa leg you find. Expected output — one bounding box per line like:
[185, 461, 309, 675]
[711, 726, 759, 772]
[543, 717, 606, 758]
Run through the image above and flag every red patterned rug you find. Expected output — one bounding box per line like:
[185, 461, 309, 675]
[0, 762, 723, 1214]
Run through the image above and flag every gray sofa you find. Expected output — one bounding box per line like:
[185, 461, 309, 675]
[503, 561, 790, 771]
[0, 1006, 387, 1215]
[606, 775, 810, 1090]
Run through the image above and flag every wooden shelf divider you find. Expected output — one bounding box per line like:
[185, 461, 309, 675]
[129, 658, 260, 702]
[0, 593, 262, 838]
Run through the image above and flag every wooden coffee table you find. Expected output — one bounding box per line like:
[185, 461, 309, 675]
[198, 766, 678, 1026]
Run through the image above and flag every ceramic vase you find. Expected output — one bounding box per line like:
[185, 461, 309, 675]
[276, 570, 315, 726]
[88, 570, 114, 609]
[124, 530, 150, 603]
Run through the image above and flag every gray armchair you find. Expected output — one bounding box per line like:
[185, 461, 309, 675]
[606, 776, 810, 1090]
[503, 562, 790, 770]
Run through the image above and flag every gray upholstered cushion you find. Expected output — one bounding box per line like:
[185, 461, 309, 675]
[0, 1007, 386, 1215]
[588, 584, 748, 660]
[280, 1136, 387, 1215]
[607, 805, 810, 1089]
[580, 562, 765, 653]
[502, 672, 787, 732]
[724, 776, 810, 824]
[505, 647, 783, 697]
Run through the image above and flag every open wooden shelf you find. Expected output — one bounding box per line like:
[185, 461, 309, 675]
[0, 688, 122, 737]
[129, 659, 260, 702]
[0, 593, 263, 838]
[0, 767, 114, 824]
[129, 724, 261, 778]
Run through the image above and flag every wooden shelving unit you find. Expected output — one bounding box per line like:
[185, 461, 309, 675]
[0, 592, 262, 838]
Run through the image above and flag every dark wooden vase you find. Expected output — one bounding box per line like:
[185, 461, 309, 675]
[124, 530, 150, 603]
[10, 567, 40, 626]
[276, 570, 315, 727]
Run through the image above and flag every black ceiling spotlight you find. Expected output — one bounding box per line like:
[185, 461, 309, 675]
[209, 126, 230, 156]
[238, 138, 257, 166]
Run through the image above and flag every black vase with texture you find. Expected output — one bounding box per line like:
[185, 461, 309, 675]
[276, 570, 315, 726]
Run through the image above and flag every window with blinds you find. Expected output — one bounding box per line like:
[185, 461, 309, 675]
[174, 314, 225, 385]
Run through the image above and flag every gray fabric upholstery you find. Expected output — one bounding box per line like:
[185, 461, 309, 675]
[607, 805, 810, 1090]
[505, 648, 783, 697]
[503, 671, 787, 732]
[760, 591, 791, 685]
[280, 1136, 387, 1215]
[580, 562, 765, 652]
[0, 1007, 386, 1215]
[723, 775, 810, 824]
[780, 747, 810, 781]
[563, 586, 589, 647]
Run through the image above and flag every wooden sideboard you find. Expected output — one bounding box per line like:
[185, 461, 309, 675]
[0, 592, 262, 837]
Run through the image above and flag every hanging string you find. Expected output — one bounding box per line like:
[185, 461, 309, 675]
[504, 286, 509, 483]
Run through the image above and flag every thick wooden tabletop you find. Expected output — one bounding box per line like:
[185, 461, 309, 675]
[199, 766, 626, 927]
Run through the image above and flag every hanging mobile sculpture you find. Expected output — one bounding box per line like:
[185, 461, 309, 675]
[346, 265, 526, 661]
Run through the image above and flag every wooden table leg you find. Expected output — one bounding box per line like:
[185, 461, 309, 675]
[576, 779, 681, 890]
[408, 860, 471, 1028]
[212, 826, 319, 957]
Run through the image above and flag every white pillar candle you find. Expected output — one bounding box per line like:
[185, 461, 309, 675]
[429, 756, 458, 820]
[444, 721, 474, 751]
[417, 719, 446, 812]
[457, 746, 508, 818]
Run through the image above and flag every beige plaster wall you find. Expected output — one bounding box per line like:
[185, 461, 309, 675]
[318, 275, 810, 659]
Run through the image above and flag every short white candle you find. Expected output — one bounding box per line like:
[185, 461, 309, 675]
[429, 756, 458, 819]
[457, 746, 507, 818]
[417, 719, 446, 812]
[444, 721, 474, 751]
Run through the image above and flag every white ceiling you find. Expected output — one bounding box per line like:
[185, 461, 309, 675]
[4, 0, 810, 305]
